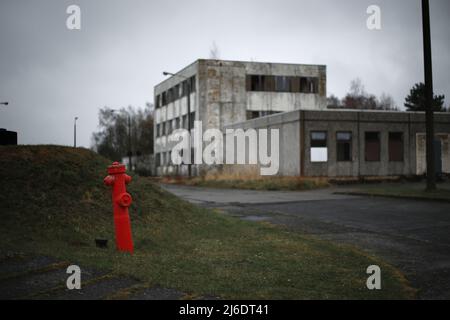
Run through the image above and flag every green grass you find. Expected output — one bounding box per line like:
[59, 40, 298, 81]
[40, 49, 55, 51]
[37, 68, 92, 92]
[341, 183, 450, 202]
[0, 145, 415, 299]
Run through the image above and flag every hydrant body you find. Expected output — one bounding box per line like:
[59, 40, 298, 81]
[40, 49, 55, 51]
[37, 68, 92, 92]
[104, 162, 134, 254]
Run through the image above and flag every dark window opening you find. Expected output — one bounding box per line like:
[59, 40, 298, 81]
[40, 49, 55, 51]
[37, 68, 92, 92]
[300, 77, 318, 93]
[290, 77, 300, 93]
[190, 76, 196, 92]
[389, 132, 403, 162]
[311, 131, 327, 148]
[189, 112, 195, 129]
[247, 75, 318, 94]
[167, 121, 172, 135]
[162, 92, 167, 106]
[167, 88, 173, 104]
[365, 132, 380, 161]
[336, 132, 352, 162]
[156, 124, 160, 137]
[250, 75, 264, 91]
[173, 85, 180, 100]
[275, 76, 291, 92]
[300, 77, 308, 93]
[246, 110, 281, 120]
[156, 153, 161, 167]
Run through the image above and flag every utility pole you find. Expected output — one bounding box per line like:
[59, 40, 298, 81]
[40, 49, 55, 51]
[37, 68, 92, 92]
[422, 0, 436, 191]
[128, 113, 133, 171]
[74, 117, 78, 148]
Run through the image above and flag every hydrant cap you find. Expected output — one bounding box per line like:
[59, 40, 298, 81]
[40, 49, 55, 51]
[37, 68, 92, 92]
[117, 192, 132, 207]
[107, 162, 126, 175]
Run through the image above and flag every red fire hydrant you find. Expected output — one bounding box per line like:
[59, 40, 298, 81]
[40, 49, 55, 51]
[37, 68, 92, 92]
[104, 162, 134, 254]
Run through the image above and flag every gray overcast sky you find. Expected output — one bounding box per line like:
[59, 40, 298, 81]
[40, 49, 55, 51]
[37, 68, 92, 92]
[0, 0, 449, 148]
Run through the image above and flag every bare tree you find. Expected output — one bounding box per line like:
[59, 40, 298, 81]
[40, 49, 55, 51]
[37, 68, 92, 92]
[91, 104, 154, 161]
[349, 78, 366, 97]
[209, 41, 220, 59]
[378, 93, 398, 111]
[342, 78, 397, 111]
[327, 94, 342, 109]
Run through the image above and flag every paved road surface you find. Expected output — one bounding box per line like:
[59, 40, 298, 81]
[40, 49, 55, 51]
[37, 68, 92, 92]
[162, 184, 450, 299]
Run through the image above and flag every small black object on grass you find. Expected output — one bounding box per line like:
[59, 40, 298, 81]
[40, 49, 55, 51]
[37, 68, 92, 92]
[95, 239, 108, 248]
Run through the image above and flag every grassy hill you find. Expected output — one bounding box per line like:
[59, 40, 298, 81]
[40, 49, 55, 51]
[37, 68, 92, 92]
[0, 145, 415, 299]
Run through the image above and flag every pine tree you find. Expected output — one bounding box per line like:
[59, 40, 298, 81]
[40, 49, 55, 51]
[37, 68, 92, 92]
[404, 82, 445, 111]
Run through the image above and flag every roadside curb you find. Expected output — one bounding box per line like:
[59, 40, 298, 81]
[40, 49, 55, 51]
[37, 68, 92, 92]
[333, 191, 450, 203]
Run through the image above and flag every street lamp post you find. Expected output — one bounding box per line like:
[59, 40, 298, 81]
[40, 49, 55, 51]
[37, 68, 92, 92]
[127, 113, 132, 171]
[0, 102, 9, 106]
[163, 72, 192, 177]
[422, 0, 436, 191]
[74, 117, 78, 148]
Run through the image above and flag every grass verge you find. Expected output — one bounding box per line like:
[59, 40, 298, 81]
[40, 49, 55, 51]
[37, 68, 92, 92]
[161, 165, 330, 191]
[0, 146, 415, 299]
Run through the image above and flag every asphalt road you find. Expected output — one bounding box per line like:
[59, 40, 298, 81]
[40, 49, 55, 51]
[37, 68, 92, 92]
[162, 184, 450, 299]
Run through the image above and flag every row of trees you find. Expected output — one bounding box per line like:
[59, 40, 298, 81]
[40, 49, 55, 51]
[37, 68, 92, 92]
[91, 104, 154, 161]
[328, 78, 447, 112]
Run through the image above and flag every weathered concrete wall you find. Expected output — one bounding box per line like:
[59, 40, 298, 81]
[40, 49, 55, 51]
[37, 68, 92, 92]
[302, 110, 450, 177]
[198, 60, 248, 131]
[154, 59, 326, 176]
[154, 61, 198, 158]
[224, 109, 450, 177]
[225, 111, 301, 176]
[244, 62, 327, 111]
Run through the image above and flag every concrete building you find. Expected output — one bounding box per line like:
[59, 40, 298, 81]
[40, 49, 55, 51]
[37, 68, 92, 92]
[153, 59, 450, 178]
[154, 59, 327, 175]
[225, 109, 450, 177]
[0, 128, 18, 145]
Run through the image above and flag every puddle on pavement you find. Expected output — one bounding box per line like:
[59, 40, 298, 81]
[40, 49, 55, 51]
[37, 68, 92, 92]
[240, 215, 271, 222]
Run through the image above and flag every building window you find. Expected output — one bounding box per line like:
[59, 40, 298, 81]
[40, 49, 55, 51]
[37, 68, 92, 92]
[162, 122, 166, 136]
[300, 77, 318, 93]
[182, 80, 188, 96]
[246, 75, 318, 94]
[249, 75, 264, 91]
[167, 121, 172, 135]
[156, 95, 161, 109]
[162, 92, 167, 106]
[389, 132, 403, 162]
[182, 115, 188, 129]
[156, 124, 160, 137]
[290, 76, 300, 93]
[155, 153, 161, 167]
[172, 85, 179, 101]
[190, 76, 196, 92]
[310, 131, 328, 162]
[275, 76, 291, 92]
[336, 132, 352, 162]
[168, 88, 174, 104]
[175, 117, 180, 130]
[365, 132, 380, 161]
